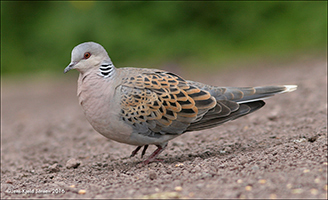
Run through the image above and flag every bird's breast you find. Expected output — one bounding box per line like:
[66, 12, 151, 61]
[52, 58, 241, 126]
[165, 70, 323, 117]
[77, 73, 132, 143]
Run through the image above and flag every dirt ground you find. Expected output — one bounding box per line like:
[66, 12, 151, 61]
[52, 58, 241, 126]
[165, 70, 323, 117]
[1, 57, 327, 199]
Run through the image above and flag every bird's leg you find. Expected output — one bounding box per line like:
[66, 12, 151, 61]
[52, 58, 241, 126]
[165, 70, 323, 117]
[143, 143, 168, 165]
[130, 145, 149, 158]
[141, 145, 149, 158]
[130, 146, 142, 157]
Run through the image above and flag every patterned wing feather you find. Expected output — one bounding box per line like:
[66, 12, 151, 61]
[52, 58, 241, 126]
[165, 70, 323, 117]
[120, 71, 217, 136]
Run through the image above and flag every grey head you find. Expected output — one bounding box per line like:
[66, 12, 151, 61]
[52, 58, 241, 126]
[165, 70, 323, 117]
[64, 42, 112, 74]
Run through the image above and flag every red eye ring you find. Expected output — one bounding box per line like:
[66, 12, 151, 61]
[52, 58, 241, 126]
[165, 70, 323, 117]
[84, 52, 91, 59]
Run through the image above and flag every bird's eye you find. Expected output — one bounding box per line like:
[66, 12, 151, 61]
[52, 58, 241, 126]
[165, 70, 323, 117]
[84, 52, 91, 59]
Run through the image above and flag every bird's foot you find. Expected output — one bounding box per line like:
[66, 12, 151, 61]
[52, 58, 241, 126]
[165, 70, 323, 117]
[142, 144, 167, 165]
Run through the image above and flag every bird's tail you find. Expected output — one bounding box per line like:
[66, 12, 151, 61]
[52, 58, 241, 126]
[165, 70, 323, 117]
[186, 84, 297, 132]
[219, 85, 297, 103]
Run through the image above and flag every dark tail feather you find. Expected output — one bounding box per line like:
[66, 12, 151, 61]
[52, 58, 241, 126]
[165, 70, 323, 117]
[187, 100, 265, 131]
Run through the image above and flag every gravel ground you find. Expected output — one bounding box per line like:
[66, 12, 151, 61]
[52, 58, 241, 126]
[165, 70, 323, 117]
[1, 57, 327, 199]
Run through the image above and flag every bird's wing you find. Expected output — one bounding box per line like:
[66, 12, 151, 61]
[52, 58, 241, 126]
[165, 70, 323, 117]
[119, 70, 217, 136]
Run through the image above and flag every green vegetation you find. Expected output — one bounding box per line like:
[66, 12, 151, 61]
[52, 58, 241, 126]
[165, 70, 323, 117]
[1, 1, 326, 75]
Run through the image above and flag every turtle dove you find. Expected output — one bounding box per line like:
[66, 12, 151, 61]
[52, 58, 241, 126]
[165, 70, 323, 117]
[64, 42, 297, 164]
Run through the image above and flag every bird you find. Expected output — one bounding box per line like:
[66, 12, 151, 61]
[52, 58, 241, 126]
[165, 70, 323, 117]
[64, 42, 297, 164]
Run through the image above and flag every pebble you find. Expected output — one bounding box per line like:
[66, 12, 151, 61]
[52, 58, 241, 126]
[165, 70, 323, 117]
[78, 189, 86, 194]
[245, 186, 252, 191]
[175, 163, 184, 168]
[293, 138, 307, 143]
[174, 186, 183, 191]
[66, 158, 81, 169]
[48, 163, 60, 173]
[258, 179, 267, 184]
[149, 171, 157, 180]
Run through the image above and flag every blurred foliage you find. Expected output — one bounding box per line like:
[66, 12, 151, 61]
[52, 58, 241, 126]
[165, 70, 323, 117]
[1, 1, 327, 75]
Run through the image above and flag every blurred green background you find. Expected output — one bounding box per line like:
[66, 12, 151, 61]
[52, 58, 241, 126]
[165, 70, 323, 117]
[1, 1, 327, 76]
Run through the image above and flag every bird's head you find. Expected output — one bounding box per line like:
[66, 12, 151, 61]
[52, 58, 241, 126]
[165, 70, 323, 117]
[64, 42, 112, 74]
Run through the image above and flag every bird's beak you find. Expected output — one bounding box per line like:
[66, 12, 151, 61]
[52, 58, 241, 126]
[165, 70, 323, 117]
[64, 62, 76, 73]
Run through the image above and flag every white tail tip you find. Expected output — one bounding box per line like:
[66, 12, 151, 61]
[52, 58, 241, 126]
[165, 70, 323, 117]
[284, 85, 297, 92]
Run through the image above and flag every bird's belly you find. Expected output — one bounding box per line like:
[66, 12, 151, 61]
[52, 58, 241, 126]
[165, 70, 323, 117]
[79, 93, 133, 144]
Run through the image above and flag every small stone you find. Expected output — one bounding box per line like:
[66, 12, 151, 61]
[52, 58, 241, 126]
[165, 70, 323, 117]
[286, 183, 293, 189]
[175, 163, 184, 168]
[69, 185, 75, 188]
[149, 171, 157, 180]
[174, 186, 183, 191]
[78, 189, 86, 194]
[303, 169, 310, 173]
[258, 179, 267, 184]
[314, 178, 320, 183]
[48, 163, 60, 173]
[66, 158, 81, 169]
[237, 179, 243, 184]
[245, 185, 252, 191]
[268, 115, 278, 121]
[293, 138, 307, 143]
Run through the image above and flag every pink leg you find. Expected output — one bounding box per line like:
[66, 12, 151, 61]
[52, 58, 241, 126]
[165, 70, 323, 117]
[143, 143, 168, 165]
